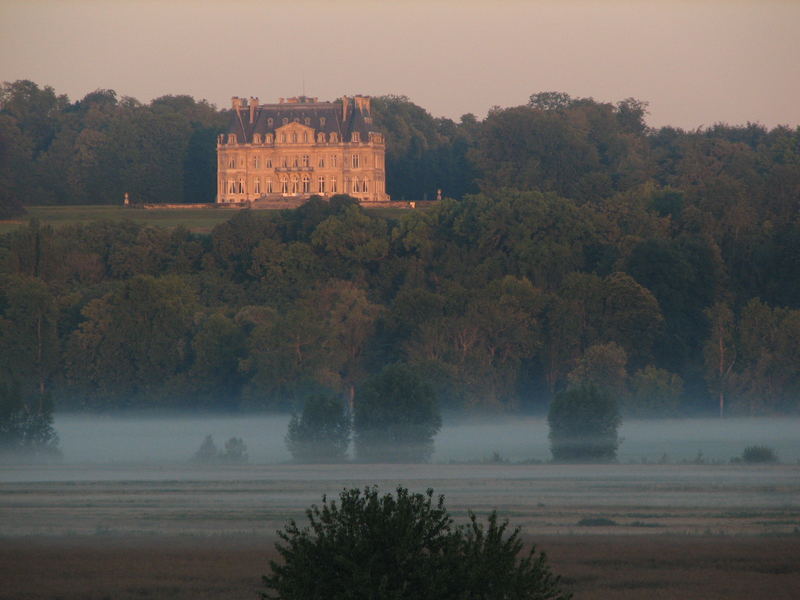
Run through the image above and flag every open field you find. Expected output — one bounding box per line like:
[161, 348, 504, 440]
[1, 462, 799, 599]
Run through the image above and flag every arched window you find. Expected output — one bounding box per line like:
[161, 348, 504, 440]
[229, 180, 235, 193]
[254, 178, 260, 194]
[318, 176, 325, 193]
[253, 133, 261, 144]
[364, 179, 369, 193]
[291, 176, 299, 194]
[302, 175, 310, 193]
[352, 177, 359, 193]
[317, 132, 325, 143]
[280, 133, 286, 143]
[266, 134, 273, 144]
[330, 132, 338, 143]
[302, 132, 308, 143]
[238, 180, 245, 193]
[281, 176, 288, 194]
[291, 132, 298, 143]
[266, 179, 273, 194]
[330, 177, 337, 193]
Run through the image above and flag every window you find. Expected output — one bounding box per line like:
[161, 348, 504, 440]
[320, 117, 326, 127]
[266, 134, 273, 144]
[282, 117, 288, 125]
[351, 132, 360, 143]
[228, 157, 235, 168]
[291, 176, 299, 194]
[304, 117, 311, 126]
[291, 132, 298, 143]
[344, 177, 350, 193]
[280, 133, 286, 143]
[238, 180, 245, 193]
[293, 156, 299, 168]
[229, 180, 235, 193]
[318, 176, 325, 193]
[254, 156, 259, 169]
[266, 157, 273, 168]
[364, 179, 369, 193]
[317, 132, 325, 143]
[318, 157, 325, 168]
[239, 157, 245, 168]
[303, 132, 309, 143]
[352, 154, 360, 168]
[302, 175, 310, 193]
[302, 155, 310, 167]
[267, 118, 273, 127]
[352, 177, 359, 193]
[282, 157, 289, 168]
[281, 177, 288, 194]
[331, 155, 337, 167]
[227, 133, 236, 144]
[267, 179, 273, 194]
[254, 133, 262, 144]
[330, 177, 337, 193]
[330, 132, 338, 143]
[254, 178, 260, 194]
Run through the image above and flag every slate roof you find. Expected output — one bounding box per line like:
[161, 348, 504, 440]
[225, 98, 376, 144]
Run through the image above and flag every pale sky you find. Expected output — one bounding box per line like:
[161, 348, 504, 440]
[1, 0, 799, 129]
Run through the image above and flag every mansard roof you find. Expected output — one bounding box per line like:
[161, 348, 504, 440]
[225, 97, 377, 144]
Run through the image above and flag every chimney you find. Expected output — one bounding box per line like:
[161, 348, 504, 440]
[249, 97, 258, 124]
[231, 96, 242, 110]
[342, 96, 350, 122]
[354, 95, 370, 115]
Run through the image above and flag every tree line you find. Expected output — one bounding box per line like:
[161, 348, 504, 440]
[1, 80, 799, 416]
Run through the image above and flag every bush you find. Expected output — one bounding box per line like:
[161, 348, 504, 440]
[354, 363, 441, 462]
[548, 385, 620, 462]
[286, 394, 350, 462]
[221, 436, 248, 464]
[740, 445, 778, 464]
[263, 486, 571, 600]
[0, 382, 60, 459]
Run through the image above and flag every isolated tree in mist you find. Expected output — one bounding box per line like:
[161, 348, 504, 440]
[354, 364, 441, 462]
[286, 394, 350, 462]
[548, 385, 620, 462]
[0, 380, 60, 458]
[263, 486, 571, 600]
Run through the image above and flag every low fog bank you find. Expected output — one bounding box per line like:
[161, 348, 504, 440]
[47, 414, 800, 465]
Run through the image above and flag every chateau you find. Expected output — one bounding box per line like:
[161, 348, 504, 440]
[217, 95, 389, 204]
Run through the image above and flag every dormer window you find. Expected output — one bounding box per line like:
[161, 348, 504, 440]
[304, 117, 311, 126]
[351, 132, 360, 143]
[266, 133, 273, 144]
[320, 117, 326, 127]
[267, 118, 273, 127]
[227, 133, 237, 144]
[317, 132, 325, 143]
[253, 133, 261, 144]
[282, 117, 288, 125]
[330, 132, 338, 143]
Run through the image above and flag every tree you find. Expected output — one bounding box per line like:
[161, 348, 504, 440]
[566, 342, 628, 398]
[354, 364, 441, 462]
[263, 486, 571, 600]
[703, 302, 736, 417]
[0, 379, 60, 458]
[626, 365, 684, 417]
[548, 385, 621, 462]
[286, 394, 350, 463]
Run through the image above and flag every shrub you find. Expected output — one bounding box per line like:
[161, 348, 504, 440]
[354, 363, 441, 462]
[221, 436, 248, 464]
[263, 486, 571, 600]
[740, 445, 778, 464]
[192, 434, 219, 464]
[548, 385, 620, 462]
[286, 394, 350, 462]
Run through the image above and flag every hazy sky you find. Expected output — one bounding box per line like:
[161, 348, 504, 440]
[2, 0, 799, 129]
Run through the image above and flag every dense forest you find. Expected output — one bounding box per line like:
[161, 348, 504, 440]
[1, 81, 799, 415]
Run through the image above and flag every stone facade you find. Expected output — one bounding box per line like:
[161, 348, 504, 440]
[217, 95, 389, 204]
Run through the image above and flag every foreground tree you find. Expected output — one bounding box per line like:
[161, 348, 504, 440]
[263, 486, 571, 600]
[354, 364, 441, 462]
[286, 394, 350, 462]
[548, 385, 621, 462]
[0, 380, 60, 459]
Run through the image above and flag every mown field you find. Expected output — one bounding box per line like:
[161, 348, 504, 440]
[0, 203, 425, 235]
[1, 462, 799, 599]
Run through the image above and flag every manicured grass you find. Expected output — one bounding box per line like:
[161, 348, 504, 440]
[0, 205, 242, 234]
